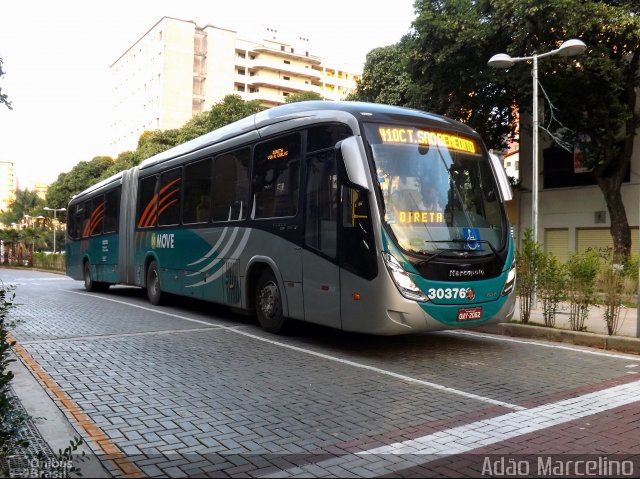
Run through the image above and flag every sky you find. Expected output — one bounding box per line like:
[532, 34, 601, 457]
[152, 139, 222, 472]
[0, 0, 417, 190]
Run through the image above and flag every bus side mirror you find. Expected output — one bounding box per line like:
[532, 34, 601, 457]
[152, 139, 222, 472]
[489, 152, 513, 202]
[337, 137, 370, 191]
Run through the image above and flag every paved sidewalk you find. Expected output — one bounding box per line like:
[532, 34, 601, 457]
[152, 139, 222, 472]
[470, 298, 640, 356]
[521, 299, 639, 338]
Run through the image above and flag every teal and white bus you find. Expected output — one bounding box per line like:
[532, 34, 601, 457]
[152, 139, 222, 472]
[66, 101, 516, 335]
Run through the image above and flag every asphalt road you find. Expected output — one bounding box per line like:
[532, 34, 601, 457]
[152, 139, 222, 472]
[4, 268, 640, 478]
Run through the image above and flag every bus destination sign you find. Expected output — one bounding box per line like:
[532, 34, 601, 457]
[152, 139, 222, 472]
[378, 126, 477, 154]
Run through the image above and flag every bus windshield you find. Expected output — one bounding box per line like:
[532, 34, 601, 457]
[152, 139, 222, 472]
[363, 123, 507, 256]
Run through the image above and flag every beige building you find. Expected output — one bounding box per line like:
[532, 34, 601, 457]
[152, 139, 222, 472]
[0, 161, 16, 214]
[511, 111, 640, 263]
[110, 17, 361, 155]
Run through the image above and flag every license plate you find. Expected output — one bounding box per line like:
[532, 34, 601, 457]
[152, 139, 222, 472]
[457, 306, 482, 321]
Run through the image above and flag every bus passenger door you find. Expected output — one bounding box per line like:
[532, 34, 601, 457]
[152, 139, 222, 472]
[302, 150, 341, 329]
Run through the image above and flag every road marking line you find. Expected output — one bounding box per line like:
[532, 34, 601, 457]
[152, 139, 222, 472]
[8, 333, 144, 478]
[446, 330, 640, 361]
[67, 291, 524, 410]
[262, 380, 640, 477]
[18, 326, 223, 344]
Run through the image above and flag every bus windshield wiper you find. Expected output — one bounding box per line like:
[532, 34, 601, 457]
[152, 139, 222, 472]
[415, 242, 468, 266]
[450, 238, 504, 266]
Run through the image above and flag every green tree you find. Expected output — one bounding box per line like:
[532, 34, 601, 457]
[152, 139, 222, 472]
[347, 44, 411, 105]
[99, 150, 141, 181]
[284, 91, 323, 103]
[0, 189, 45, 225]
[0, 58, 11, 110]
[206, 94, 264, 131]
[48, 96, 265, 205]
[136, 129, 184, 162]
[404, 0, 640, 260]
[45, 156, 114, 210]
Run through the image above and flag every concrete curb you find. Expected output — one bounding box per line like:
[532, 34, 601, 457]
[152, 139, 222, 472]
[472, 323, 640, 355]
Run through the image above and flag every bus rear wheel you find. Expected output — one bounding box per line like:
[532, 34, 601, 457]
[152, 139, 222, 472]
[146, 261, 164, 305]
[255, 269, 288, 334]
[83, 262, 109, 292]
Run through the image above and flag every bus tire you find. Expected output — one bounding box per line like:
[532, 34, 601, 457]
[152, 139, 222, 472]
[83, 262, 109, 292]
[146, 260, 164, 305]
[255, 269, 288, 334]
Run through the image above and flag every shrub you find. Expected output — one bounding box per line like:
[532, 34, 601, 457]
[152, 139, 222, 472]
[566, 250, 601, 331]
[0, 283, 29, 469]
[537, 253, 567, 328]
[516, 228, 543, 323]
[598, 260, 637, 336]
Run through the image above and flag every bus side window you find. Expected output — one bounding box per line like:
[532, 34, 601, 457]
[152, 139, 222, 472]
[104, 188, 120, 234]
[253, 134, 301, 219]
[68, 203, 80, 240]
[90, 195, 105, 236]
[183, 158, 212, 224]
[213, 148, 250, 222]
[137, 176, 158, 228]
[81, 199, 92, 238]
[341, 187, 377, 279]
[158, 168, 181, 226]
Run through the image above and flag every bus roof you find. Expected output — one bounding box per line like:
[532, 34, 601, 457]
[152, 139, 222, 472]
[70, 101, 479, 203]
[138, 101, 478, 171]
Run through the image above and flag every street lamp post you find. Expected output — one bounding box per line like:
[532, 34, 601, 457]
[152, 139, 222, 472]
[44, 207, 66, 254]
[488, 39, 586, 246]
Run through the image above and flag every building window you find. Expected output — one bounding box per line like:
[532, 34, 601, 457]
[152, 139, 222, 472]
[284, 60, 291, 64]
[283, 76, 290, 81]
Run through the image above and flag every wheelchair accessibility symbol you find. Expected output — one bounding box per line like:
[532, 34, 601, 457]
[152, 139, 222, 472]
[463, 228, 483, 251]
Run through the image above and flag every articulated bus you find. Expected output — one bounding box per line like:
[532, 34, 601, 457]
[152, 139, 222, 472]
[66, 101, 516, 335]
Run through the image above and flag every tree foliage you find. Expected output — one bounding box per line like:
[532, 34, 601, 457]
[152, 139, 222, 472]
[347, 45, 411, 105]
[0, 58, 11, 111]
[46, 95, 265, 208]
[355, 0, 639, 259]
[45, 156, 114, 211]
[206, 94, 263, 130]
[0, 189, 45, 226]
[284, 91, 324, 103]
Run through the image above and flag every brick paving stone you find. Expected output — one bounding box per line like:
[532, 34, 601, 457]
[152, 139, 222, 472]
[6, 269, 640, 478]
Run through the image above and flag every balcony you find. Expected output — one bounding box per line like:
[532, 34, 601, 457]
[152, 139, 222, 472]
[250, 46, 322, 65]
[245, 58, 321, 80]
[240, 75, 322, 94]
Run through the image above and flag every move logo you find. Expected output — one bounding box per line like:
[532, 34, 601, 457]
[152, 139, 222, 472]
[151, 233, 175, 249]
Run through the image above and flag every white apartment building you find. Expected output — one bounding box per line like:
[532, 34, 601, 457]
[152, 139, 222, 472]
[110, 17, 361, 155]
[0, 161, 15, 215]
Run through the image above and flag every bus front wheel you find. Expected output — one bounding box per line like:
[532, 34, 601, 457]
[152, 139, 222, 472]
[255, 269, 288, 334]
[146, 261, 164, 305]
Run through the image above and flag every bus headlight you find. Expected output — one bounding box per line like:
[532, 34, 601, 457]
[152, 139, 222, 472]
[502, 261, 516, 296]
[382, 252, 428, 302]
